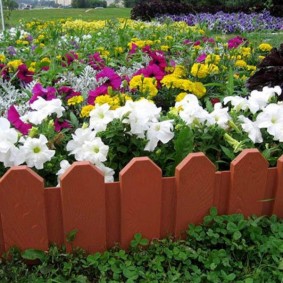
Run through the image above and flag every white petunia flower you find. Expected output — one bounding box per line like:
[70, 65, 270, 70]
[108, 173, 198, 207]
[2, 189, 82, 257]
[208, 103, 231, 129]
[145, 120, 174, 151]
[66, 128, 97, 160]
[26, 97, 65, 125]
[248, 87, 277, 114]
[239, 115, 263, 143]
[223, 96, 249, 111]
[96, 163, 115, 183]
[177, 95, 209, 126]
[122, 99, 161, 138]
[79, 138, 109, 164]
[256, 103, 283, 141]
[89, 103, 114, 132]
[19, 134, 55, 169]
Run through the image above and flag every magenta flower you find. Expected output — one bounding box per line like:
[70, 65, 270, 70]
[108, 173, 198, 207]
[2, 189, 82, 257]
[196, 53, 207, 63]
[17, 64, 34, 84]
[54, 118, 72, 132]
[0, 64, 9, 81]
[29, 83, 56, 104]
[58, 86, 81, 100]
[134, 64, 165, 82]
[88, 85, 108, 105]
[7, 105, 32, 135]
[129, 43, 138, 54]
[88, 52, 105, 70]
[227, 36, 247, 49]
[149, 51, 167, 70]
[62, 51, 78, 66]
[96, 67, 122, 90]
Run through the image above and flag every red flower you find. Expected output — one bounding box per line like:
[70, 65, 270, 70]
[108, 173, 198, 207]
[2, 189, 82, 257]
[88, 52, 105, 70]
[62, 51, 78, 66]
[17, 64, 34, 84]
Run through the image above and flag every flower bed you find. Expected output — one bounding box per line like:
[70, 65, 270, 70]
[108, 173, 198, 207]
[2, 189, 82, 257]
[0, 18, 282, 187]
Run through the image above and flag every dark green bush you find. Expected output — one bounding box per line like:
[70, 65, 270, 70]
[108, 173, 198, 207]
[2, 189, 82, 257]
[1, 208, 283, 282]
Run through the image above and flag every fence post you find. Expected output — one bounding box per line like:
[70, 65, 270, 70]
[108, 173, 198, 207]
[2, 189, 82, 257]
[0, 167, 48, 252]
[120, 157, 162, 249]
[60, 162, 106, 253]
[228, 149, 268, 216]
[175, 153, 215, 238]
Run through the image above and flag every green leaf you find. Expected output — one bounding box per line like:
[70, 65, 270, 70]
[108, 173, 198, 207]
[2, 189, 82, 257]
[21, 249, 47, 262]
[66, 229, 78, 243]
[69, 112, 79, 128]
[220, 145, 235, 160]
[174, 126, 193, 165]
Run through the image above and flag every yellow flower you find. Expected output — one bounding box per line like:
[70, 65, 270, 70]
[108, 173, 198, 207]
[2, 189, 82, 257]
[160, 75, 176, 88]
[129, 75, 158, 97]
[67, 95, 84, 106]
[95, 94, 120, 109]
[258, 55, 265, 61]
[7, 59, 23, 71]
[161, 45, 169, 52]
[38, 34, 45, 40]
[41, 57, 51, 64]
[246, 65, 256, 71]
[190, 82, 206, 98]
[28, 62, 36, 72]
[205, 54, 221, 65]
[175, 92, 187, 102]
[235, 60, 247, 68]
[173, 65, 186, 78]
[81, 105, 95, 118]
[241, 47, 251, 57]
[258, 43, 272, 52]
[0, 54, 6, 63]
[191, 63, 209, 79]
[39, 43, 45, 48]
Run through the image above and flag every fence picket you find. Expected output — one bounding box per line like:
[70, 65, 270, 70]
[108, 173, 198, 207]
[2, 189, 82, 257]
[273, 156, 283, 217]
[120, 157, 162, 249]
[45, 187, 64, 246]
[228, 149, 268, 216]
[0, 167, 48, 252]
[175, 153, 215, 238]
[60, 162, 106, 253]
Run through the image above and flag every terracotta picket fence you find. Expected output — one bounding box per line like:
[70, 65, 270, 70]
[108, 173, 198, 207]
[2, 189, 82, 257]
[0, 148, 282, 255]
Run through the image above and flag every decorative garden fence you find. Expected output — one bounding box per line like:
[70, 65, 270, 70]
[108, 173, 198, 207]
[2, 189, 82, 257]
[0, 148, 282, 255]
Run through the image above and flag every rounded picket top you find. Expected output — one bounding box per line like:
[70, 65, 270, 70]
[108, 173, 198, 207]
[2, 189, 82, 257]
[60, 161, 106, 253]
[229, 149, 268, 216]
[231, 148, 268, 169]
[176, 152, 216, 174]
[175, 152, 216, 238]
[120, 157, 162, 249]
[0, 166, 48, 252]
[60, 161, 104, 186]
[0, 165, 43, 187]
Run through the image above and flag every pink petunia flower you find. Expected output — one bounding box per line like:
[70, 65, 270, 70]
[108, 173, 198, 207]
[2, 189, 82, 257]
[88, 85, 108, 105]
[54, 118, 72, 132]
[96, 67, 122, 90]
[88, 52, 105, 70]
[30, 83, 57, 104]
[7, 105, 32, 135]
[196, 53, 207, 63]
[227, 36, 247, 49]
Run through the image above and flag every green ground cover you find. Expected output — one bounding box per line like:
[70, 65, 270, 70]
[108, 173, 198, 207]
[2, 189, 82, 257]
[1, 210, 283, 282]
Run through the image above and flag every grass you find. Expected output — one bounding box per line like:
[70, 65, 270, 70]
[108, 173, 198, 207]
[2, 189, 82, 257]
[5, 8, 131, 27]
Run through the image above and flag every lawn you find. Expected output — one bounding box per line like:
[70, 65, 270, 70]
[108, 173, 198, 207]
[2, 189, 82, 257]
[5, 8, 131, 27]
